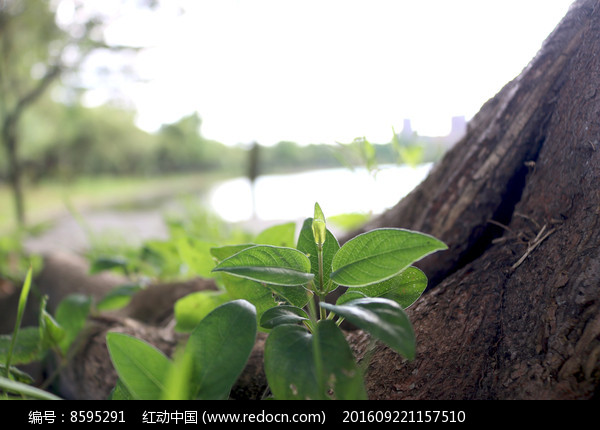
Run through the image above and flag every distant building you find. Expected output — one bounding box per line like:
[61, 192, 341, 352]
[447, 115, 467, 144]
[400, 118, 414, 138]
[400, 115, 467, 147]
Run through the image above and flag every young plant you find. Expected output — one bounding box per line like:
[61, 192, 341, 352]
[211, 202, 447, 399]
[106, 299, 257, 400]
[0, 266, 72, 400]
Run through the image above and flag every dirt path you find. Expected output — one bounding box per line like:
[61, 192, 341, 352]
[23, 205, 289, 256]
[24, 208, 171, 255]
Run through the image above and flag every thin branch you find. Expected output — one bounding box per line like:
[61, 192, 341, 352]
[511, 225, 556, 271]
[6, 65, 61, 126]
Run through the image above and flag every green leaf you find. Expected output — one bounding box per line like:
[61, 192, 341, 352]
[254, 222, 296, 247]
[5, 266, 33, 372]
[334, 290, 368, 304]
[210, 244, 254, 262]
[0, 375, 61, 400]
[321, 298, 416, 360]
[38, 295, 66, 349]
[264, 324, 315, 399]
[260, 306, 309, 329]
[331, 228, 447, 287]
[185, 300, 257, 400]
[16, 266, 33, 325]
[97, 284, 143, 311]
[177, 237, 216, 278]
[54, 294, 92, 355]
[212, 245, 313, 287]
[360, 136, 378, 174]
[315, 320, 367, 400]
[264, 320, 366, 400]
[106, 332, 172, 400]
[296, 218, 340, 291]
[268, 284, 311, 308]
[173, 290, 231, 332]
[108, 379, 135, 400]
[216, 273, 275, 321]
[140, 240, 182, 278]
[0, 364, 34, 384]
[161, 348, 193, 400]
[336, 266, 428, 309]
[0, 327, 44, 365]
[39, 296, 65, 349]
[89, 256, 129, 274]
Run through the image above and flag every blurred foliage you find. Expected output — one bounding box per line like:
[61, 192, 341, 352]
[0, 0, 65, 112]
[257, 141, 339, 174]
[19, 101, 157, 180]
[0, 0, 447, 188]
[84, 197, 253, 282]
[0, 0, 154, 226]
[0, 0, 450, 240]
[13, 103, 248, 181]
[334, 137, 380, 176]
[155, 113, 240, 173]
[0, 231, 42, 283]
[1, 95, 446, 185]
[328, 212, 372, 231]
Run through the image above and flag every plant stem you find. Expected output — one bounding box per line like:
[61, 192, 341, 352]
[311, 318, 325, 399]
[317, 243, 324, 294]
[316, 243, 328, 320]
[319, 299, 327, 321]
[306, 289, 319, 329]
[5, 266, 33, 378]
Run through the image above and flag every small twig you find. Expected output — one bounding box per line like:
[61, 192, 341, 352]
[487, 219, 529, 245]
[511, 225, 556, 271]
[515, 212, 541, 230]
[533, 224, 547, 242]
[487, 219, 513, 234]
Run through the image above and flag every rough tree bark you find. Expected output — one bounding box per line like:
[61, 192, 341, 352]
[346, 0, 600, 399]
[5, 0, 598, 400]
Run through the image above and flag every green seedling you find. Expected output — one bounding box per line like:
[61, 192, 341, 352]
[210, 202, 447, 399]
[2, 201, 445, 401]
[0, 266, 76, 399]
[4, 266, 33, 379]
[103, 202, 445, 401]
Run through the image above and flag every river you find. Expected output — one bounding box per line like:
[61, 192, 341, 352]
[209, 163, 432, 222]
[24, 163, 432, 255]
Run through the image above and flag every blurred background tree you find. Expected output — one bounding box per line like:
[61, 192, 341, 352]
[0, 0, 147, 227]
[1, 0, 63, 226]
[0, 0, 445, 236]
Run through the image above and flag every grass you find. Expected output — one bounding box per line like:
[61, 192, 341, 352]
[0, 171, 232, 235]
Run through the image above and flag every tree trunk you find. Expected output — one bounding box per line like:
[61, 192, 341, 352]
[1, 65, 60, 228]
[346, 0, 600, 399]
[3, 114, 26, 227]
[20, 0, 600, 400]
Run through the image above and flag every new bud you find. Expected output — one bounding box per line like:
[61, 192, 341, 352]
[312, 202, 326, 247]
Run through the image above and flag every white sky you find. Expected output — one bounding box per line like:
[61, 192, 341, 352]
[78, 0, 574, 146]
